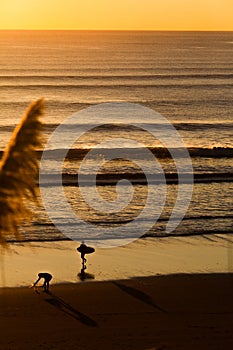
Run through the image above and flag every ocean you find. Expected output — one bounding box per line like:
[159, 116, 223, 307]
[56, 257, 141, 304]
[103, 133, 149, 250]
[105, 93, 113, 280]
[0, 30, 232, 246]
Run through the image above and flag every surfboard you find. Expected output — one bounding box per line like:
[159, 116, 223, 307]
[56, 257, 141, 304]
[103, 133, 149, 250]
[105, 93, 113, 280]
[77, 245, 95, 255]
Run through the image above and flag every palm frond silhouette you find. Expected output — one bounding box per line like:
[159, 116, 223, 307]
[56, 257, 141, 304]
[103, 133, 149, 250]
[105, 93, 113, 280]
[0, 99, 44, 245]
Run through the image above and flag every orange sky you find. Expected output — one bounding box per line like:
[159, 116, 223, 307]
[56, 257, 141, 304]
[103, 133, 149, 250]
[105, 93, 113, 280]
[0, 0, 233, 30]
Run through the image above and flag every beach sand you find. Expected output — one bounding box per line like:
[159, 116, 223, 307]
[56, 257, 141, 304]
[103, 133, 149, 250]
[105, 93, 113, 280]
[0, 235, 233, 349]
[1, 235, 233, 287]
[0, 273, 232, 349]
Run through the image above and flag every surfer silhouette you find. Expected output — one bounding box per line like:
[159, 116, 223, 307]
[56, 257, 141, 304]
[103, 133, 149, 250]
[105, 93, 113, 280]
[77, 242, 95, 267]
[32, 272, 52, 293]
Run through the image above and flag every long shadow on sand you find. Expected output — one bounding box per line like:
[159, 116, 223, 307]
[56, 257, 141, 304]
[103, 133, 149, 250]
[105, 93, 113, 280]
[44, 292, 97, 327]
[113, 282, 167, 313]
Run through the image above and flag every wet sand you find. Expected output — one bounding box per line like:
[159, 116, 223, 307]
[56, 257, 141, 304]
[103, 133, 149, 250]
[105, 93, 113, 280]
[0, 273, 233, 350]
[1, 235, 232, 288]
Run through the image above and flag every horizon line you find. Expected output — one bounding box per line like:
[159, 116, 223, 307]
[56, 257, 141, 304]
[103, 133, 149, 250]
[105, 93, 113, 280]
[0, 29, 233, 32]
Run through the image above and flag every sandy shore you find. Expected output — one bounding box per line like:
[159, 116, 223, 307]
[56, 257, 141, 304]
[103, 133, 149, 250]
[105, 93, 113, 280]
[0, 273, 232, 350]
[1, 235, 233, 288]
[0, 235, 233, 349]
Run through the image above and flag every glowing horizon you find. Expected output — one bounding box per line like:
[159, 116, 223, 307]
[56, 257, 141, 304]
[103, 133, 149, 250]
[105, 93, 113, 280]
[0, 0, 233, 31]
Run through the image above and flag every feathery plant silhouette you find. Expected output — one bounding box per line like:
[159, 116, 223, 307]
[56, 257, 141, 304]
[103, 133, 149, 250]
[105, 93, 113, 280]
[0, 99, 44, 245]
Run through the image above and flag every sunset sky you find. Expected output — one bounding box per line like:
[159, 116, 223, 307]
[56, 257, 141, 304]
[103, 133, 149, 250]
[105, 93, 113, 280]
[0, 0, 233, 30]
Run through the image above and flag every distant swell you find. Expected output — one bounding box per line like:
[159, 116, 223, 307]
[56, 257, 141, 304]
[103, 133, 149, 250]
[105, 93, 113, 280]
[1, 73, 233, 80]
[1, 122, 233, 133]
[39, 147, 233, 159]
[38, 172, 233, 186]
[1, 83, 233, 89]
[1, 147, 233, 161]
[0, 99, 232, 112]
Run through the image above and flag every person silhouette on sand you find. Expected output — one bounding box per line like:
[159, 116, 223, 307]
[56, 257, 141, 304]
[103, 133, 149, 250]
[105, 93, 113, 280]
[77, 242, 95, 267]
[32, 272, 52, 293]
[78, 242, 88, 263]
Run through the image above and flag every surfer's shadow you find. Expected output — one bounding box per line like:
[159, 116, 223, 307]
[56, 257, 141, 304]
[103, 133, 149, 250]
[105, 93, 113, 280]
[77, 266, 95, 281]
[45, 292, 97, 327]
